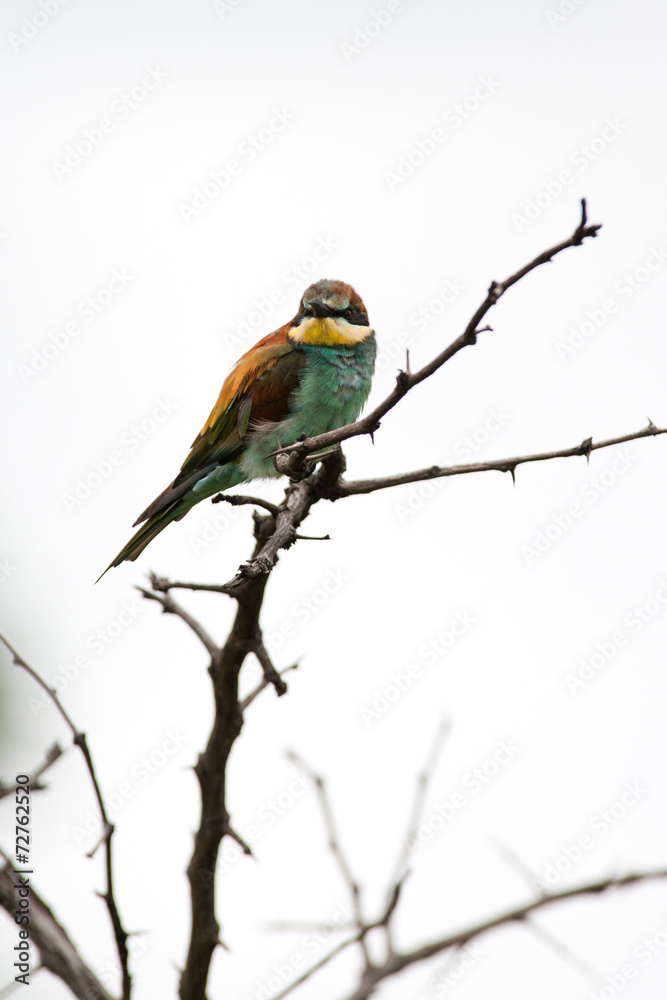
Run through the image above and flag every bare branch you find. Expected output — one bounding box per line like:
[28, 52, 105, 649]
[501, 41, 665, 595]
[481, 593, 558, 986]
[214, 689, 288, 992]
[251, 641, 288, 697]
[339, 420, 667, 497]
[212, 492, 281, 515]
[493, 840, 601, 986]
[266, 200, 601, 465]
[0, 862, 115, 1000]
[286, 750, 371, 968]
[0, 743, 63, 802]
[389, 720, 451, 890]
[179, 510, 286, 1000]
[137, 584, 220, 658]
[0, 634, 130, 999]
[241, 662, 299, 711]
[337, 869, 667, 1000]
[146, 572, 234, 597]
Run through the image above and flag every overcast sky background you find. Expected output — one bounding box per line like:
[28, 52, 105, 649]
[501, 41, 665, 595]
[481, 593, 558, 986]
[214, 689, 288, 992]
[2, 0, 667, 998]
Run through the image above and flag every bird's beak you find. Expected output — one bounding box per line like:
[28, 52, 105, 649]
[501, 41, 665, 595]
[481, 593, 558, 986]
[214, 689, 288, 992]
[304, 298, 335, 318]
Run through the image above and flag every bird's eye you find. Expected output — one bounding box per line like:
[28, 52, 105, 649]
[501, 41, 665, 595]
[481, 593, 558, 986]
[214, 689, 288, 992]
[341, 307, 354, 320]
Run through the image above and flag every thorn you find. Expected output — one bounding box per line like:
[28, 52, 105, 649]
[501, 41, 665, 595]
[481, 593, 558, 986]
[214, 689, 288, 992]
[647, 418, 657, 432]
[508, 465, 516, 485]
[579, 436, 593, 463]
[405, 349, 411, 376]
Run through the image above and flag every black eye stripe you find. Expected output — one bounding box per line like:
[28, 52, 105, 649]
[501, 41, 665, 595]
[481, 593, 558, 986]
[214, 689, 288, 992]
[291, 305, 369, 327]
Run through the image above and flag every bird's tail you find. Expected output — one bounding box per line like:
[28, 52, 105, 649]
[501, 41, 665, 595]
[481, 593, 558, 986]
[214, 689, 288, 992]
[96, 461, 244, 583]
[95, 503, 189, 582]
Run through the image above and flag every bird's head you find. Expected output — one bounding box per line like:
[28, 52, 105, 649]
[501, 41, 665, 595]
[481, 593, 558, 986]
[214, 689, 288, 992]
[288, 279, 373, 346]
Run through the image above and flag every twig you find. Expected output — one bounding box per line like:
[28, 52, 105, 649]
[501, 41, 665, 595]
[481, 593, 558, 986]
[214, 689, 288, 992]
[337, 869, 667, 1000]
[147, 572, 234, 596]
[212, 492, 281, 515]
[251, 641, 288, 696]
[389, 720, 451, 889]
[286, 750, 371, 968]
[493, 839, 602, 987]
[339, 419, 667, 496]
[0, 860, 116, 1000]
[137, 585, 220, 658]
[0, 635, 131, 1000]
[241, 662, 299, 711]
[0, 743, 63, 801]
[265, 200, 601, 465]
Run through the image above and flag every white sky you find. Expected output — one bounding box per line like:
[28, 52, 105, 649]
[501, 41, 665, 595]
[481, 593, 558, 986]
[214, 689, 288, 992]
[2, 0, 667, 998]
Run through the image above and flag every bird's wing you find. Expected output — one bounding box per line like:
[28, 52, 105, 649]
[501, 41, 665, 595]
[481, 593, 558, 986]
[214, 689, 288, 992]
[133, 325, 304, 524]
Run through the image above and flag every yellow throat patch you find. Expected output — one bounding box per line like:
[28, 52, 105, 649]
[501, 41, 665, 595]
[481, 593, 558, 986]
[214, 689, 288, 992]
[288, 316, 374, 347]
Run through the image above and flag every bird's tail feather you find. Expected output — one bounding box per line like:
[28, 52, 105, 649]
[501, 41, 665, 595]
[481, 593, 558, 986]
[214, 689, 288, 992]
[95, 501, 191, 582]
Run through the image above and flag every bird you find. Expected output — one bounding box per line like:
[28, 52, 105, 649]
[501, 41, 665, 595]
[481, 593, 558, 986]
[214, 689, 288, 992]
[98, 279, 376, 578]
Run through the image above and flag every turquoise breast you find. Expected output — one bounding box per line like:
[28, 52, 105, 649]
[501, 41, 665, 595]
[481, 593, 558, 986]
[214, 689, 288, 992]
[241, 336, 377, 480]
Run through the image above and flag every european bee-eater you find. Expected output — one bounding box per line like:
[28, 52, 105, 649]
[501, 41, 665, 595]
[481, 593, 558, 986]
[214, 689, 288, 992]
[99, 279, 376, 577]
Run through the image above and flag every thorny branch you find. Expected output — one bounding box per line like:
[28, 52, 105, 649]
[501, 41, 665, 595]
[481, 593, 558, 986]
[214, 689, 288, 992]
[264, 735, 667, 1000]
[0, 862, 115, 1000]
[0, 743, 63, 802]
[0, 634, 131, 1000]
[266, 198, 601, 466]
[7, 202, 667, 1000]
[135, 202, 667, 1000]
